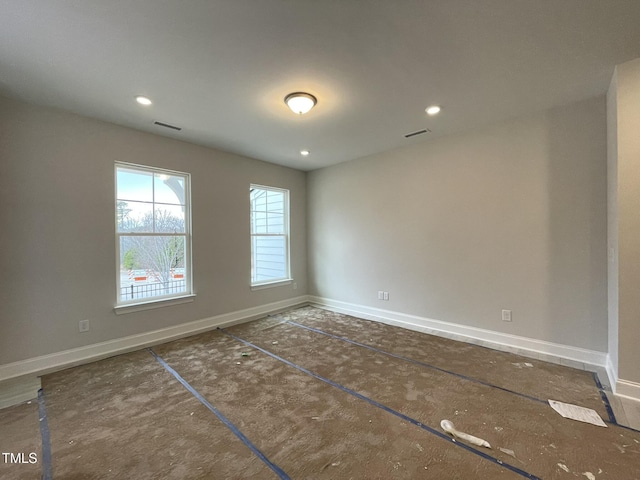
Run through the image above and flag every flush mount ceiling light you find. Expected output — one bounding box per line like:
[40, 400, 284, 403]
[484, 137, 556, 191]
[284, 92, 317, 115]
[300, 149, 310, 156]
[426, 105, 441, 116]
[135, 95, 152, 106]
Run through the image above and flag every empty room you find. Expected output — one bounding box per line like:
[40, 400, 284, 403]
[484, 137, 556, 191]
[2, 1, 640, 479]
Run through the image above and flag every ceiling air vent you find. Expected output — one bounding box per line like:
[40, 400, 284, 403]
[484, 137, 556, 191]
[404, 128, 431, 138]
[154, 121, 182, 131]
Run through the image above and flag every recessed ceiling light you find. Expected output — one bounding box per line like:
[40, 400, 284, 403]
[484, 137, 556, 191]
[300, 150, 310, 156]
[135, 95, 152, 106]
[284, 92, 317, 115]
[426, 105, 441, 116]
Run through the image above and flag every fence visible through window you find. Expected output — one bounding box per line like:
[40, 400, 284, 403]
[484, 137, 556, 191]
[120, 279, 187, 301]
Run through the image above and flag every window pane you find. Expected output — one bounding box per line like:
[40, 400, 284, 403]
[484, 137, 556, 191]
[252, 235, 286, 282]
[117, 168, 153, 202]
[154, 173, 185, 205]
[154, 205, 186, 233]
[266, 190, 284, 211]
[117, 201, 153, 233]
[251, 188, 285, 234]
[119, 235, 186, 302]
[266, 212, 284, 234]
[250, 189, 266, 208]
[251, 210, 267, 234]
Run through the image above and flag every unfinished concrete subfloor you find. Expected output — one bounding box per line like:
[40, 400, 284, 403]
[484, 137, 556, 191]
[1, 306, 638, 479]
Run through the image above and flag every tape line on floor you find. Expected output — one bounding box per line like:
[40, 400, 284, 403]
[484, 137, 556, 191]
[284, 318, 635, 431]
[286, 319, 546, 403]
[591, 371, 617, 424]
[148, 348, 291, 480]
[220, 328, 541, 480]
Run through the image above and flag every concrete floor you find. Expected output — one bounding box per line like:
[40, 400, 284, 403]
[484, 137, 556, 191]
[1, 306, 639, 479]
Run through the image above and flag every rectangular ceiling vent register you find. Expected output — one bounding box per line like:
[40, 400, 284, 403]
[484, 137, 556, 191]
[404, 129, 431, 138]
[154, 121, 182, 131]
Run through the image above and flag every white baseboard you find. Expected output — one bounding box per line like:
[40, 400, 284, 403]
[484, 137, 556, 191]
[606, 354, 640, 403]
[0, 296, 310, 387]
[0, 376, 41, 409]
[616, 379, 640, 402]
[309, 296, 608, 371]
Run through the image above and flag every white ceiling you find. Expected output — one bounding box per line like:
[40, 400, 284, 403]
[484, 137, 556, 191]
[2, 1, 640, 171]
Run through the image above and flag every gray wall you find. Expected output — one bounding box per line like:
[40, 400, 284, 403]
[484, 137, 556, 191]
[308, 97, 608, 351]
[610, 58, 640, 385]
[0, 96, 307, 365]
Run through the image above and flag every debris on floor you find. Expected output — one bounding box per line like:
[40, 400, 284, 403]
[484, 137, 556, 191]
[548, 399, 607, 427]
[440, 419, 491, 448]
[498, 447, 515, 457]
[241, 352, 250, 357]
[511, 362, 534, 368]
[320, 460, 340, 471]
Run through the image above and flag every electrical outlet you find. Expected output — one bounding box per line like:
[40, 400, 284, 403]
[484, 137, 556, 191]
[383, 291, 389, 301]
[79, 319, 90, 332]
[501, 309, 512, 322]
[378, 291, 384, 300]
[293, 282, 297, 290]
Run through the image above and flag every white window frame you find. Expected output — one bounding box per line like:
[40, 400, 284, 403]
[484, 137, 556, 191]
[250, 184, 291, 288]
[114, 162, 194, 312]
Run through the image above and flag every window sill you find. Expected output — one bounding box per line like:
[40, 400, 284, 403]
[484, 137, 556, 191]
[251, 279, 292, 291]
[114, 294, 196, 315]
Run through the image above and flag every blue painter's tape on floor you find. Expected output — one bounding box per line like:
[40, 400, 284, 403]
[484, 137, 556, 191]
[591, 372, 640, 433]
[285, 319, 640, 431]
[220, 328, 541, 480]
[286, 319, 547, 404]
[148, 348, 291, 480]
[592, 371, 617, 424]
[37, 388, 53, 480]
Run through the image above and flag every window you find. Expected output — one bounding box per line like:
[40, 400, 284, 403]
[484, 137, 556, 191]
[116, 163, 192, 305]
[250, 185, 290, 286]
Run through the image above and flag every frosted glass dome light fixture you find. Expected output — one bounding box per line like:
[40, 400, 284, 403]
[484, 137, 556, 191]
[284, 92, 317, 115]
[135, 95, 153, 106]
[426, 105, 441, 116]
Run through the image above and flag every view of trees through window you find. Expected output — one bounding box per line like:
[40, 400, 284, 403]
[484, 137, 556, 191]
[116, 164, 190, 303]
